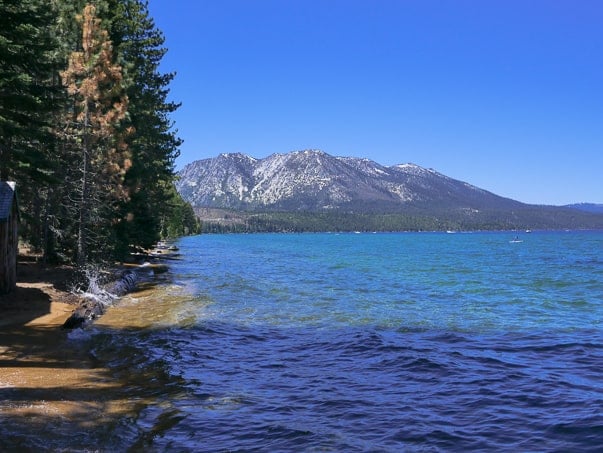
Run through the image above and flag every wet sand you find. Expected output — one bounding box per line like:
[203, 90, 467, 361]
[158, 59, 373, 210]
[0, 263, 82, 386]
[0, 262, 138, 449]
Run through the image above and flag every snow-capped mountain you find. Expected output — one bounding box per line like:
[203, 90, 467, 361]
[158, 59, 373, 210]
[176, 150, 603, 231]
[176, 149, 522, 212]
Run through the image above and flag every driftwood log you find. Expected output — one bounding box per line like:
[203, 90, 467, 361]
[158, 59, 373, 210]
[62, 299, 107, 329]
[62, 269, 143, 329]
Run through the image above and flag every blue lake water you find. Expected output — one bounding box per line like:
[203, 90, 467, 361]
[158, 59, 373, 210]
[9, 231, 603, 451]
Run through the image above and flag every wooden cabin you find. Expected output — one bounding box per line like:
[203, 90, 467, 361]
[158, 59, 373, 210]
[0, 182, 18, 295]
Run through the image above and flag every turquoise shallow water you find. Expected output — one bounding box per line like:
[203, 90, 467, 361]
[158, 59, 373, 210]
[4, 231, 603, 451]
[182, 231, 602, 332]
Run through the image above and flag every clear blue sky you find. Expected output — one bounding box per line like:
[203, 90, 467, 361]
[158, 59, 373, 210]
[147, 0, 602, 205]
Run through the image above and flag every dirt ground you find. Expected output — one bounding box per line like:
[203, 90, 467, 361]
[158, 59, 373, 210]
[0, 259, 90, 385]
[0, 261, 81, 328]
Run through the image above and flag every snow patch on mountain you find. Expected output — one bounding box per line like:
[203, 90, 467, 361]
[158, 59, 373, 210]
[176, 149, 524, 212]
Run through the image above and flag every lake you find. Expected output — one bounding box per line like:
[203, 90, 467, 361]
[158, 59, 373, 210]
[5, 231, 603, 451]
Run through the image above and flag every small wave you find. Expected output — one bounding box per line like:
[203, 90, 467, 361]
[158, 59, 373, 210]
[67, 328, 94, 341]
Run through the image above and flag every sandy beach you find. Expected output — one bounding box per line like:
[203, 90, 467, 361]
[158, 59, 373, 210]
[0, 261, 136, 448]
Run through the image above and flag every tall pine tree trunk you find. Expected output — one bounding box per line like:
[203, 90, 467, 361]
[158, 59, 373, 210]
[77, 105, 90, 265]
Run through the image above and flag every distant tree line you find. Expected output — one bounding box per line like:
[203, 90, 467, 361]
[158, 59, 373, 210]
[198, 207, 603, 234]
[0, 0, 199, 265]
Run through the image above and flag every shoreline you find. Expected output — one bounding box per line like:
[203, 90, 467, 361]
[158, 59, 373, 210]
[0, 261, 105, 444]
[0, 260, 152, 447]
[0, 252, 191, 449]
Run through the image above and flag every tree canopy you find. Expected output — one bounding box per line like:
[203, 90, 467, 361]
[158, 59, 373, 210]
[0, 0, 198, 265]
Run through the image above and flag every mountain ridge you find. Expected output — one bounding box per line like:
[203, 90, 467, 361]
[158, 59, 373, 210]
[564, 203, 603, 214]
[176, 150, 603, 232]
[177, 149, 522, 211]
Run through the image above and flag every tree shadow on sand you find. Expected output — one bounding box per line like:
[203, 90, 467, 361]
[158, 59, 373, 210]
[0, 286, 52, 328]
[13, 261, 77, 292]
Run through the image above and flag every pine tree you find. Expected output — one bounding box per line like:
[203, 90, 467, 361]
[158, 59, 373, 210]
[0, 0, 59, 181]
[60, 3, 131, 265]
[0, 0, 70, 260]
[1, 0, 191, 264]
[161, 184, 200, 238]
[105, 0, 183, 256]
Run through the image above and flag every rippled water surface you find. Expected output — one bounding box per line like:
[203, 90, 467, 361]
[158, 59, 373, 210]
[8, 231, 603, 451]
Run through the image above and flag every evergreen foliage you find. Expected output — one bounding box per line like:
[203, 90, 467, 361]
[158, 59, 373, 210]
[0, 0, 195, 266]
[61, 3, 131, 264]
[107, 0, 184, 257]
[0, 0, 63, 258]
[197, 208, 603, 234]
[0, 0, 59, 182]
[161, 185, 200, 238]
